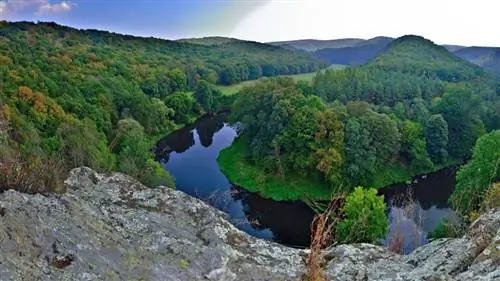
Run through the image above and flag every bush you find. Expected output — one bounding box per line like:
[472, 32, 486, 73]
[336, 187, 389, 244]
[451, 130, 500, 213]
[427, 219, 462, 240]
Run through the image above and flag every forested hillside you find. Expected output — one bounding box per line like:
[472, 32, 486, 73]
[268, 38, 365, 52]
[313, 36, 393, 66]
[0, 21, 325, 191]
[271, 36, 500, 76]
[367, 36, 485, 81]
[454, 47, 500, 75]
[221, 35, 500, 200]
[175, 36, 241, 45]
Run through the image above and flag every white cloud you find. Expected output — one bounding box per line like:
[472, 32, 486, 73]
[0, 2, 7, 15]
[36, 1, 72, 15]
[0, 0, 74, 17]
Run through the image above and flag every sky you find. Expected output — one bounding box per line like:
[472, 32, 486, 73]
[0, 0, 499, 47]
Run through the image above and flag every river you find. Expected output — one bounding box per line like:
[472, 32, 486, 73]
[155, 113, 458, 252]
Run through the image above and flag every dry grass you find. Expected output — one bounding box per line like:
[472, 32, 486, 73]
[304, 196, 345, 281]
[1, 112, 66, 194]
[0, 155, 66, 194]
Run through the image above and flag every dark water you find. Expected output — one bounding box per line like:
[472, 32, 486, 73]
[155, 113, 315, 247]
[156, 113, 457, 250]
[378, 167, 458, 253]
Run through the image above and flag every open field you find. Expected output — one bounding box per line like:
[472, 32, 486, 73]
[217, 64, 346, 95]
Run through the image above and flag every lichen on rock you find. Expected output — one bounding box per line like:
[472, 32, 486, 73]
[1, 167, 500, 280]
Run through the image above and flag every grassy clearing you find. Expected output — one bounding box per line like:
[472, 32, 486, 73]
[217, 80, 261, 96]
[216, 64, 346, 96]
[217, 137, 332, 201]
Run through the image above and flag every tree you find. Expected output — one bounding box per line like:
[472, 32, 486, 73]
[365, 112, 401, 162]
[313, 108, 345, 185]
[337, 187, 389, 244]
[194, 80, 222, 114]
[115, 119, 175, 188]
[166, 68, 188, 93]
[401, 120, 433, 173]
[434, 89, 485, 159]
[425, 114, 449, 164]
[164, 92, 196, 124]
[58, 117, 115, 171]
[134, 98, 175, 135]
[345, 118, 376, 186]
[451, 130, 500, 213]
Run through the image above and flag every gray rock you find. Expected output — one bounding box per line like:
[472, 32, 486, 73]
[0, 167, 305, 281]
[1, 167, 500, 280]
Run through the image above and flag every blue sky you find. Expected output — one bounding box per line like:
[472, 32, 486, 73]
[0, 0, 268, 38]
[1, 0, 499, 46]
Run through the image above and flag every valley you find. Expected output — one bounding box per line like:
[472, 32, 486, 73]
[1, 18, 500, 281]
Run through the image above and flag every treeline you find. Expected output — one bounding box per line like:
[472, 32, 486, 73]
[229, 37, 500, 192]
[0, 21, 324, 190]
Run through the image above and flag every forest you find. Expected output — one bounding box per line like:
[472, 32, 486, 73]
[220, 36, 500, 210]
[0, 21, 325, 191]
[0, 21, 499, 231]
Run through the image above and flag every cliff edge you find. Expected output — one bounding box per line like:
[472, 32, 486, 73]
[0, 168, 499, 280]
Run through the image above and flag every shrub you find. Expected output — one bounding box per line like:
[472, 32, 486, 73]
[427, 219, 462, 240]
[451, 130, 500, 214]
[336, 187, 388, 244]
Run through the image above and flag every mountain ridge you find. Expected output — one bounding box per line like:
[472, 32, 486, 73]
[365, 35, 486, 81]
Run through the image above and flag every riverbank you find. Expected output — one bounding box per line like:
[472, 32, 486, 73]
[217, 137, 332, 201]
[218, 136, 461, 201]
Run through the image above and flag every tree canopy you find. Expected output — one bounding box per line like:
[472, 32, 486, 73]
[225, 35, 500, 197]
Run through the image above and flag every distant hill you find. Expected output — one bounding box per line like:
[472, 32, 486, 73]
[454, 46, 498, 61]
[313, 36, 393, 66]
[454, 47, 500, 75]
[267, 38, 365, 52]
[269, 37, 500, 74]
[367, 35, 485, 81]
[443, 45, 466, 52]
[176, 36, 242, 45]
[480, 50, 500, 75]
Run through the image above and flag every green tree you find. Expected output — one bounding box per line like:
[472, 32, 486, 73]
[166, 68, 188, 93]
[337, 187, 389, 244]
[164, 92, 196, 124]
[425, 114, 449, 164]
[451, 130, 500, 213]
[345, 118, 376, 186]
[434, 89, 485, 159]
[58, 117, 115, 171]
[401, 120, 433, 173]
[313, 108, 345, 185]
[194, 80, 222, 114]
[114, 119, 175, 188]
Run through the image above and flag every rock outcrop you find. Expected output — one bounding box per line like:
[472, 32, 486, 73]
[0, 167, 499, 280]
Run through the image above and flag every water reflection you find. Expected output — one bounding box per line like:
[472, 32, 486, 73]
[156, 113, 458, 250]
[155, 113, 228, 157]
[379, 167, 458, 253]
[155, 113, 313, 247]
